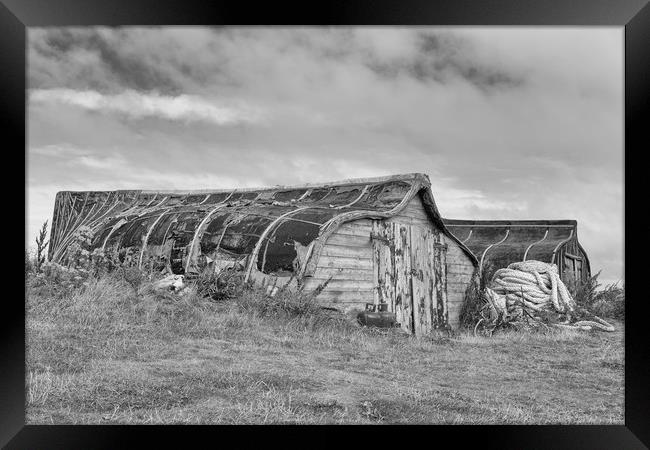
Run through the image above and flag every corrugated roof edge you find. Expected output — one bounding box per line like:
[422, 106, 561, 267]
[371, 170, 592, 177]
[54, 173, 427, 196]
[443, 219, 578, 227]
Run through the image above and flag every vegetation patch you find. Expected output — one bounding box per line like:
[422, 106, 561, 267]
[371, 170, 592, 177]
[25, 222, 624, 424]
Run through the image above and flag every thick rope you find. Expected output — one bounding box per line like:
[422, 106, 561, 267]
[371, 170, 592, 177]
[484, 260, 614, 332]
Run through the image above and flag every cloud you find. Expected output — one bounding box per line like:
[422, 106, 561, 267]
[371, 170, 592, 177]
[365, 31, 526, 92]
[29, 144, 87, 158]
[26, 27, 623, 285]
[30, 88, 265, 125]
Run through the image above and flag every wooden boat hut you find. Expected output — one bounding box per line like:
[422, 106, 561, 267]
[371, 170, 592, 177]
[442, 219, 591, 286]
[48, 173, 479, 334]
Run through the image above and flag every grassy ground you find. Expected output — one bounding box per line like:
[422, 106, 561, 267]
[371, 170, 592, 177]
[25, 272, 624, 424]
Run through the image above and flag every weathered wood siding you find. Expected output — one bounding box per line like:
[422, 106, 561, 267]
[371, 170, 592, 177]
[442, 234, 476, 329]
[302, 219, 376, 308]
[307, 194, 477, 329]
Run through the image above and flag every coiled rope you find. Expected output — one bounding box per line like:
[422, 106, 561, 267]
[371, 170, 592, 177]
[484, 260, 614, 332]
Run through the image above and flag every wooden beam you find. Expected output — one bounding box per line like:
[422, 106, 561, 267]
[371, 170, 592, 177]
[523, 228, 549, 261]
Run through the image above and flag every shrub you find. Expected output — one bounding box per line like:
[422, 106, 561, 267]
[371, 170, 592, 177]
[233, 277, 350, 331]
[191, 266, 244, 301]
[28, 261, 90, 299]
[565, 271, 601, 307]
[25, 249, 32, 278]
[35, 221, 49, 272]
[27, 224, 161, 300]
[458, 262, 494, 329]
[237, 285, 319, 319]
[117, 265, 147, 296]
[27, 264, 220, 336]
[459, 274, 484, 329]
[565, 271, 625, 321]
[590, 282, 625, 321]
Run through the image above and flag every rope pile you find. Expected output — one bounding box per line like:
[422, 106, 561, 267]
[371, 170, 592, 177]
[481, 260, 614, 332]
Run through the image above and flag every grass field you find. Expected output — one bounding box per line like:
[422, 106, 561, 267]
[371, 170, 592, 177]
[25, 272, 624, 424]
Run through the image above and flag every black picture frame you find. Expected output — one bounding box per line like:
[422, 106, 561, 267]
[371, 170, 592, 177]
[3, 0, 648, 448]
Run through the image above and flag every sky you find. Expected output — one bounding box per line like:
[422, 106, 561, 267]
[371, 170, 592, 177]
[26, 27, 623, 285]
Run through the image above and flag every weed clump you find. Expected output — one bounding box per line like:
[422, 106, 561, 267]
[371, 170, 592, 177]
[232, 277, 353, 332]
[459, 262, 494, 329]
[565, 271, 625, 321]
[590, 282, 625, 320]
[190, 267, 244, 301]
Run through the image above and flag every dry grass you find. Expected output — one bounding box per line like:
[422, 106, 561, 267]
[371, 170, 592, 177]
[25, 271, 624, 424]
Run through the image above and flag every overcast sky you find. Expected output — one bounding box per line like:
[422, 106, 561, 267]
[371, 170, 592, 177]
[27, 27, 623, 285]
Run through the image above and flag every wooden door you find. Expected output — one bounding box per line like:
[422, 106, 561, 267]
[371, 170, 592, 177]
[371, 221, 448, 335]
[563, 254, 583, 285]
[575, 259, 583, 283]
[371, 221, 410, 330]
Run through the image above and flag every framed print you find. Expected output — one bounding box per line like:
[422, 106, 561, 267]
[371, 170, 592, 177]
[3, 0, 648, 447]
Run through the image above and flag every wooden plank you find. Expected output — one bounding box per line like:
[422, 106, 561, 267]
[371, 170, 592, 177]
[330, 230, 372, 240]
[381, 222, 396, 313]
[340, 218, 374, 226]
[401, 199, 427, 210]
[447, 275, 475, 283]
[447, 303, 462, 324]
[313, 290, 374, 303]
[371, 221, 381, 307]
[333, 224, 373, 235]
[446, 270, 475, 277]
[313, 285, 376, 293]
[447, 261, 475, 268]
[395, 211, 429, 221]
[448, 285, 468, 293]
[447, 289, 469, 296]
[310, 267, 374, 280]
[446, 254, 472, 262]
[303, 279, 375, 290]
[395, 207, 429, 221]
[423, 228, 436, 334]
[372, 220, 396, 312]
[446, 267, 476, 275]
[564, 251, 583, 260]
[410, 226, 429, 335]
[337, 222, 373, 234]
[325, 233, 372, 247]
[387, 216, 432, 227]
[433, 229, 449, 327]
[320, 244, 371, 258]
[449, 270, 474, 277]
[447, 259, 473, 265]
[399, 197, 428, 213]
[446, 269, 474, 276]
[316, 256, 373, 270]
[338, 221, 373, 230]
[394, 223, 412, 333]
[441, 243, 449, 325]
